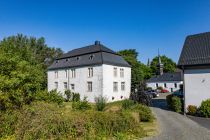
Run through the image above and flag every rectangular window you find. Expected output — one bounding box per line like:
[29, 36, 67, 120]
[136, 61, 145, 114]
[71, 69, 76, 78]
[120, 68, 124, 78]
[174, 83, 177, 88]
[55, 82, 58, 89]
[71, 84, 75, 90]
[156, 83, 158, 88]
[55, 71, 58, 78]
[113, 67, 117, 77]
[88, 68, 93, 77]
[87, 82, 92, 92]
[64, 82, 67, 90]
[65, 70, 67, 78]
[164, 83, 167, 88]
[121, 82, 125, 91]
[113, 82, 118, 92]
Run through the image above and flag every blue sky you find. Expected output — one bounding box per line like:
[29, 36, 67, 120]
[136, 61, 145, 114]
[0, 0, 210, 64]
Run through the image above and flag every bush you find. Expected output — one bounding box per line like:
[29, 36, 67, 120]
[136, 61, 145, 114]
[199, 99, 210, 118]
[95, 95, 107, 111]
[122, 99, 135, 110]
[132, 104, 153, 122]
[72, 92, 80, 102]
[157, 86, 163, 90]
[72, 97, 92, 111]
[171, 96, 182, 113]
[35, 90, 64, 105]
[187, 105, 197, 115]
[64, 90, 72, 101]
[166, 94, 173, 108]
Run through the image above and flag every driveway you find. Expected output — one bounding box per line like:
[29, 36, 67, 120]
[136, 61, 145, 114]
[144, 93, 210, 140]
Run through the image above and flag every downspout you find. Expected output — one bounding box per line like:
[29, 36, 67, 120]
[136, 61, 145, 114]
[182, 65, 186, 116]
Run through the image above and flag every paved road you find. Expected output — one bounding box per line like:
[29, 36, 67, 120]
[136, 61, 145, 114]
[144, 93, 210, 140]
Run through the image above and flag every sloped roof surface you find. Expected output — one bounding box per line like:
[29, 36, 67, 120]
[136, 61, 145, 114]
[48, 41, 130, 70]
[147, 72, 183, 83]
[178, 32, 210, 66]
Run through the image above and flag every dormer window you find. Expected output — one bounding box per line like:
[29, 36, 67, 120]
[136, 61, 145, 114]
[89, 55, 94, 60]
[76, 57, 80, 61]
[66, 59, 68, 62]
[56, 60, 59, 63]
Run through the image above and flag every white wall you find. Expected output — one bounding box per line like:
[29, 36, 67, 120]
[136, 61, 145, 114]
[48, 64, 131, 103]
[184, 68, 210, 108]
[147, 81, 183, 92]
[102, 64, 131, 102]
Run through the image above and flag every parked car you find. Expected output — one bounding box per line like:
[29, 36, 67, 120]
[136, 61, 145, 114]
[146, 90, 159, 98]
[172, 90, 183, 98]
[161, 89, 169, 93]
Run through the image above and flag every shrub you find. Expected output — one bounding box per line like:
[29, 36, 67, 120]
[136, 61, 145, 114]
[95, 95, 107, 111]
[35, 90, 64, 105]
[157, 86, 163, 90]
[166, 94, 173, 108]
[187, 105, 197, 115]
[72, 97, 92, 111]
[64, 90, 72, 101]
[122, 99, 135, 110]
[133, 104, 153, 122]
[72, 92, 80, 102]
[171, 96, 182, 113]
[199, 99, 210, 118]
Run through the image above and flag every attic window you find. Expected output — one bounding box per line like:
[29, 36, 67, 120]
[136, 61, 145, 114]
[76, 57, 80, 61]
[66, 59, 68, 62]
[89, 55, 94, 60]
[56, 60, 59, 63]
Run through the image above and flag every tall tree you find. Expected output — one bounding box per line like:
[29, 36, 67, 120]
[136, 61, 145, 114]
[150, 55, 176, 75]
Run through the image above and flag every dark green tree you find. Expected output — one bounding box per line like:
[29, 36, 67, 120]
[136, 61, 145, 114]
[150, 55, 176, 75]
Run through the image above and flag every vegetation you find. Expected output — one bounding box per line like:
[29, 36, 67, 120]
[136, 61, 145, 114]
[122, 99, 135, 110]
[95, 95, 107, 111]
[72, 97, 92, 111]
[199, 99, 210, 118]
[166, 95, 182, 113]
[187, 105, 198, 116]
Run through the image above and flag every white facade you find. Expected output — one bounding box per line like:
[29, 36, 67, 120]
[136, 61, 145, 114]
[48, 64, 131, 102]
[184, 68, 210, 108]
[147, 81, 183, 92]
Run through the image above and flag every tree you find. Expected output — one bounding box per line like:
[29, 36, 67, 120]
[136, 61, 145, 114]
[118, 49, 151, 92]
[150, 55, 176, 75]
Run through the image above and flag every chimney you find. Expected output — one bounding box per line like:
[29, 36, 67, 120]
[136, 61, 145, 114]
[95, 40, 100, 45]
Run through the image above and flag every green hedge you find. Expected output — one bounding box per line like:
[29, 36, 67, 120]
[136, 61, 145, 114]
[199, 99, 210, 118]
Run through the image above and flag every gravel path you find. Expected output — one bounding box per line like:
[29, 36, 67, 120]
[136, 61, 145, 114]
[144, 94, 210, 140]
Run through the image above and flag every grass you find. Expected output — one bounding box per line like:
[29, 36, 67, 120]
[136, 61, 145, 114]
[0, 100, 157, 140]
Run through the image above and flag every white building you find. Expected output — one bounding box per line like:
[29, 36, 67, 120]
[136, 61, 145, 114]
[178, 32, 210, 110]
[48, 41, 131, 102]
[147, 54, 183, 92]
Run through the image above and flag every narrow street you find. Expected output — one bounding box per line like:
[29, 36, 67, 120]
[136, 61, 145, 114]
[144, 93, 210, 140]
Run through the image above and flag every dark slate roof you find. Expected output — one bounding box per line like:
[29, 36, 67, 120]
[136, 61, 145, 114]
[147, 72, 183, 83]
[48, 41, 130, 70]
[178, 32, 210, 67]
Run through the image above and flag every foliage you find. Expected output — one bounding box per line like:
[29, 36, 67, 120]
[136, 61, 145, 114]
[199, 99, 210, 118]
[95, 95, 107, 111]
[157, 86, 163, 90]
[171, 96, 182, 113]
[150, 55, 176, 75]
[118, 49, 151, 92]
[72, 97, 92, 111]
[72, 92, 80, 102]
[0, 101, 148, 139]
[64, 89, 72, 101]
[166, 94, 173, 108]
[35, 90, 64, 105]
[122, 99, 135, 110]
[187, 105, 197, 115]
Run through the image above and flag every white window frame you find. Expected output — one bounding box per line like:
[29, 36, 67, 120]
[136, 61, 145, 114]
[87, 82, 92, 92]
[113, 82, 118, 92]
[71, 84, 75, 90]
[121, 82, 125, 91]
[88, 67, 93, 77]
[55, 71, 58, 79]
[64, 82, 67, 90]
[120, 68, 124, 78]
[71, 69, 76, 78]
[113, 67, 117, 77]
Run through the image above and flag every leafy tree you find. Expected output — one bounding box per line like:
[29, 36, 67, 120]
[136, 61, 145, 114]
[150, 55, 176, 75]
[118, 49, 151, 92]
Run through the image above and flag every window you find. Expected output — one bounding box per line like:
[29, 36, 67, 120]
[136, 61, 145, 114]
[113, 67, 117, 77]
[87, 82, 92, 92]
[76, 57, 80, 61]
[71, 69, 76, 78]
[113, 82, 118, 92]
[64, 82, 67, 90]
[71, 84, 75, 90]
[120, 68, 124, 78]
[164, 83, 167, 88]
[65, 70, 67, 78]
[55, 71, 58, 78]
[156, 83, 158, 88]
[89, 55, 94, 60]
[121, 82, 125, 91]
[55, 82, 58, 89]
[174, 83, 177, 88]
[88, 68, 93, 77]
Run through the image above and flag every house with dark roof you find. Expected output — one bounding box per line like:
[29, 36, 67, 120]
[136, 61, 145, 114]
[178, 32, 210, 110]
[48, 41, 131, 102]
[147, 53, 183, 92]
